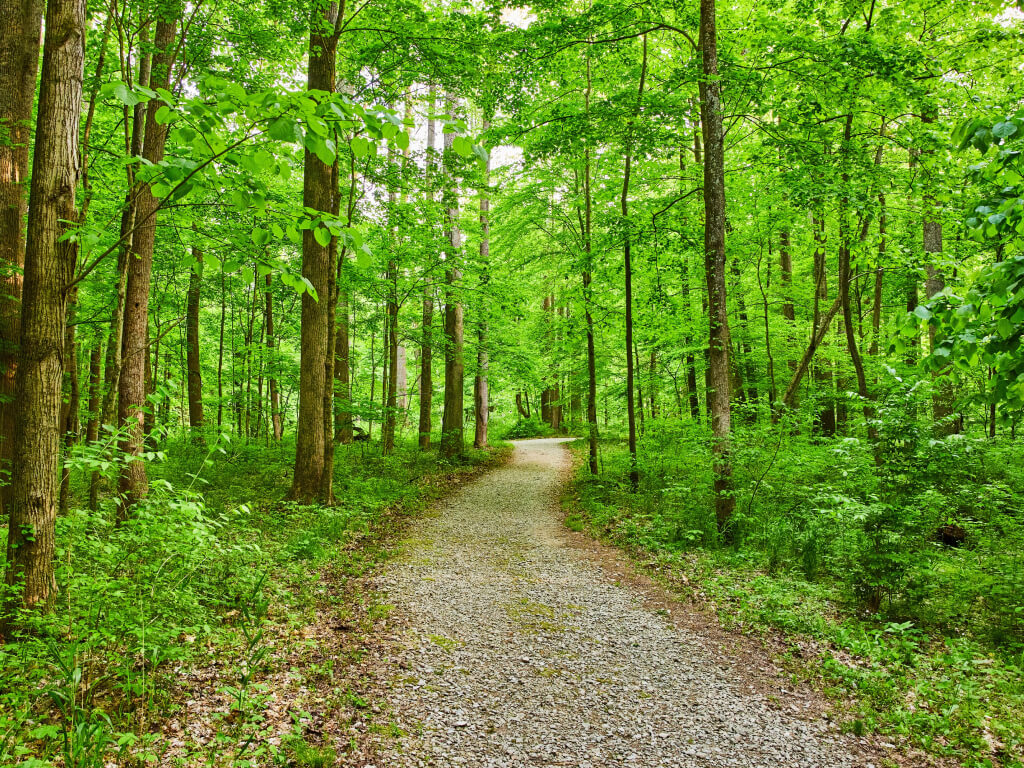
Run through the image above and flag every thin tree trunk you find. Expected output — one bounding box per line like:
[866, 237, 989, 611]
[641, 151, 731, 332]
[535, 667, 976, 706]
[2, 0, 85, 627]
[86, 344, 102, 509]
[699, 0, 735, 534]
[582, 53, 599, 473]
[265, 274, 282, 441]
[838, 112, 876, 441]
[812, 214, 835, 436]
[622, 34, 648, 490]
[868, 193, 886, 357]
[186, 249, 204, 442]
[58, 297, 80, 516]
[418, 87, 437, 450]
[320, 156, 340, 501]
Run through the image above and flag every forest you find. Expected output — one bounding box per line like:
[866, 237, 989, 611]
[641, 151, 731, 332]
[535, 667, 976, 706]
[1, 0, 1023, 765]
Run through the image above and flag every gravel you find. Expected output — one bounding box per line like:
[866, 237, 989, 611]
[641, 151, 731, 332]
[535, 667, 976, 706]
[363, 438, 870, 768]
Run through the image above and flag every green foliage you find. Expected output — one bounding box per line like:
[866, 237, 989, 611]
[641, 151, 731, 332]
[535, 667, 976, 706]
[565, 398, 1024, 764]
[500, 418, 551, 440]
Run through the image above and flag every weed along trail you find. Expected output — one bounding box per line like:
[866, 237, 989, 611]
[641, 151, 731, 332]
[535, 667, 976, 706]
[359, 438, 870, 768]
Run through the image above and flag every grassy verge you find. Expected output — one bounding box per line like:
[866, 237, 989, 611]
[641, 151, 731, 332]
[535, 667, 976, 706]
[562, 437, 1024, 768]
[0, 437, 510, 767]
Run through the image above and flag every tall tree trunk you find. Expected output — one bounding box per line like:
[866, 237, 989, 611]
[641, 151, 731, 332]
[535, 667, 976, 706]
[622, 34, 648, 490]
[418, 88, 437, 450]
[290, 0, 339, 501]
[186, 250, 204, 442]
[265, 274, 282, 441]
[0, 0, 43, 518]
[439, 98, 464, 460]
[473, 131, 491, 449]
[699, 0, 735, 534]
[58, 297, 80, 516]
[812, 214, 835, 437]
[838, 113, 876, 441]
[868, 193, 886, 357]
[582, 54, 599, 473]
[117, 12, 178, 509]
[921, 108, 954, 434]
[86, 344, 102, 510]
[320, 158, 340, 501]
[2, 0, 85, 628]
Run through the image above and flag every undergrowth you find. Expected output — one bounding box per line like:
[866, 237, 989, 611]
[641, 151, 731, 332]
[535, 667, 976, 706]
[564, 416, 1024, 768]
[0, 434, 506, 766]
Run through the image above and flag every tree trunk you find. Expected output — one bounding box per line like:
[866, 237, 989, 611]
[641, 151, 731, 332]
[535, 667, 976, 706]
[473, 133, 491, 449]
[812, 214, 835, 437]
[2, 0, 85, 627]
[86, 344, 102, 509]
[622, 34, 647, 491]
[838, 112, 876, 441]
[0, 0, 43, 519]
[582, 53, 599, 473]
[289, 0, 338, 501]
[117, 13, 178, 509]
[439, 98, 464, 460]
[58, 297, 80, 516]
[699, 0, 735, 534]
[186, 250, 204, 442]
[264, 274, 282, 441]
[418, 88, 437, 450]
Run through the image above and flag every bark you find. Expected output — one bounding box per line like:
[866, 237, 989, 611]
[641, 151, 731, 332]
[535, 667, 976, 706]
[439, 98, 464, 460]
[383, 167, 399, 457]
[334, 297, 352, 442]
[868, 193, 886, 357]
[699, 0, 735, 533]
[217, 270, 225, 428]
[289, 0, 339, 501]
[583, 52, 599, 473]
[86, 344, 102, 510]
[812, 214, 835, 436]
[186, 250, 203, 442]
[2, 0, 85, 627]
[264, 274, 282, 441]
[117, 12, 178, 509]
[58, 298, 80, 516]
[838, 113, 876, 440]
[473, 131, 491, 449]
[779, 294, 842, 411]
[418, 88, 437, 450]
[515, 392, 530, 419]
[0, 0, 43, 518]
[622, 34, 648, 491]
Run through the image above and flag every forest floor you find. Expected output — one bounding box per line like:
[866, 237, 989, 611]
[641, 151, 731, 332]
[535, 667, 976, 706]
[349, 438, 894, 768]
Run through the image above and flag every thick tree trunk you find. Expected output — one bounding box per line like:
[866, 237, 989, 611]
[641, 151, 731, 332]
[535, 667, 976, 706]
[473, 138, 491, 449]
[2, 0, 85, 628]
[699, 0, 736, 535]
[439, 102, 465, 461]
[290, 0, 338, 501]
[0, 0, 43, 519]
[186, 251, 203, 442]
[117, 13, 177, 509]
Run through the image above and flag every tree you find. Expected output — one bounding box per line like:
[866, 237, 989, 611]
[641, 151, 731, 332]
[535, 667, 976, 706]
[2, 0, 86, 628]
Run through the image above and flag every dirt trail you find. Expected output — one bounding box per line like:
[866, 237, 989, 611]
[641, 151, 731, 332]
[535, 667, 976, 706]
[361, 438, 871, 768]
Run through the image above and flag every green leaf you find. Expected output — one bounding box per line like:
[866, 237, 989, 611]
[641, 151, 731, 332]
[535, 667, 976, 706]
[350, 136, 370, 158]
[993, 121, 1018, 140]
[268, 117, 301, 143]
[913, 305, 932, 321]
[251, 228, 271, 246]
[314, 226, 332, 248]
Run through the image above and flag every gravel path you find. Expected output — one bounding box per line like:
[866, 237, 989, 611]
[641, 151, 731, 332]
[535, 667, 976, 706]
[365, 438, 870, 768]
